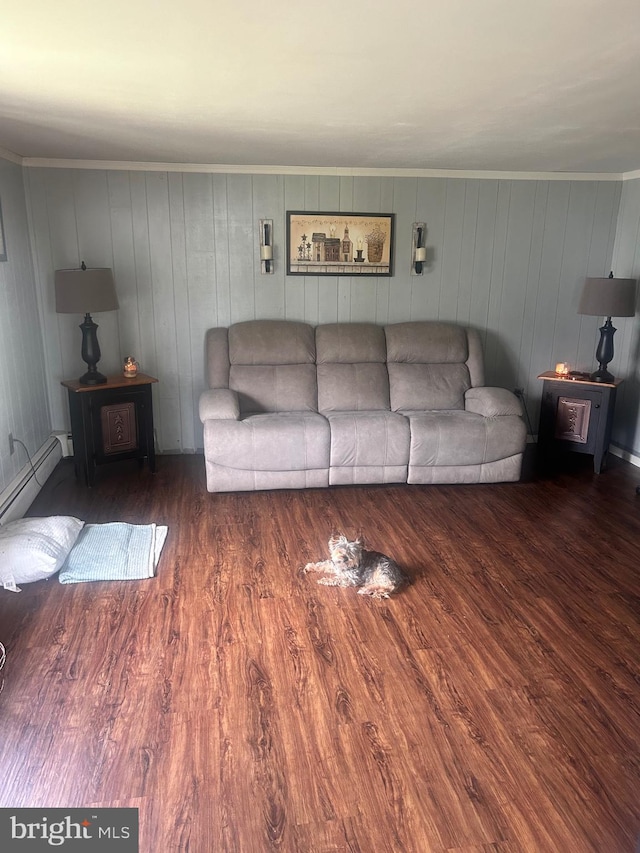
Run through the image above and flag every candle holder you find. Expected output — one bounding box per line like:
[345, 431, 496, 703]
[123, 356, 139, 378]
[259, 219, 274, 274]
[411, 222, 427, 275]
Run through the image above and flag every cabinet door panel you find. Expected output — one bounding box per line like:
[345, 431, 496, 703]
[100, 402, 138, 454]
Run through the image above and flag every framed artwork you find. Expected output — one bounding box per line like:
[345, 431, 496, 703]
[0, 198, 6, 262]
[286, 211, 394, 276]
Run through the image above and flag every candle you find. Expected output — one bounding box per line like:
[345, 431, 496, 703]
[260, 245, 273, 261]
[555, 362, 569, 376]
[415, 247, 427, 262]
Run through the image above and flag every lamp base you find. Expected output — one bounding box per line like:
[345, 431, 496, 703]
[79, 313, 107, 385]
[79, 369, 108, 386]
[591, 318, 616, 384]
[589, 367, 615, 383]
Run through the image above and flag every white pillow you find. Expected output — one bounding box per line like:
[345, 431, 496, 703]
[0, 516, 85, 592]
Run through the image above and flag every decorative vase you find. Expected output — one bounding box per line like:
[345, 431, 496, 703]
[367, 242, 384, 263]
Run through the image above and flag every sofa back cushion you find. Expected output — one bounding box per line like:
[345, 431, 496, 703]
[385, 322, 472, 411]
[206, 327, 231, 389]
[316, 323, 390, 412]
[229, 320, 317, 413]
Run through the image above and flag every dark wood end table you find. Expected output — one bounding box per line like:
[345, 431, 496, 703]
[61, 373, 158, 486]
[537, 371, 621, 474]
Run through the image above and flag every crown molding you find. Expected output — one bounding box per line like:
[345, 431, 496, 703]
[622, 169, 640, 181]
[18, 157, 628, 182]
[0, 146, 23, 166]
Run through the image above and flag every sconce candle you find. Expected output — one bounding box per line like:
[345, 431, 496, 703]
[259, 219, 274, 274]
[123, 356, 139, 378]
[412, 222, 427, 275]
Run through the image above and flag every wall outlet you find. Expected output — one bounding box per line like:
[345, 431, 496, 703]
[8, 432, 15, 455]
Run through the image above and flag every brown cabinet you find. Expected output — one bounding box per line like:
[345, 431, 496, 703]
[62, 374, 158, 486]
[537, 372, 620, 473]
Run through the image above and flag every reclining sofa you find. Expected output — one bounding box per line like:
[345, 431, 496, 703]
[199, 320, 526, 492]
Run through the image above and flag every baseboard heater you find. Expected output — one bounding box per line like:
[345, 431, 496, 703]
[0, 436, 62, 526]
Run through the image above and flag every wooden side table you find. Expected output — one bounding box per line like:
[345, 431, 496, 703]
[61, 373, 158, 486]
[537, 371, 621, 474]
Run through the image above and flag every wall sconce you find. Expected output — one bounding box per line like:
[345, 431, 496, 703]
[411, 222, 427, 275]
[260, 219, 274, 274]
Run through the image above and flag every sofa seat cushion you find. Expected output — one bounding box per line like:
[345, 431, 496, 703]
[326, 411, 410, 467]
[406, 410, 527, 467]
[203, 412, 329, 472]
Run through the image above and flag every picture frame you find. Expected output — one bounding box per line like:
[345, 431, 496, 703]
[286, 211, 394, 276]
[0, 198, 6, 262]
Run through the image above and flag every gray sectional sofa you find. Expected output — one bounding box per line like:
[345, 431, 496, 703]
[199, 319, 526, 492]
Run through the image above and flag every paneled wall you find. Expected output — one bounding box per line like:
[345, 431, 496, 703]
[25, 167, 633, 455]
[611, 177, 640, 453]
[0, 158, 51, 496]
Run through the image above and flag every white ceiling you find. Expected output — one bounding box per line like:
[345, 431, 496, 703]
[2, 0, 640, 174]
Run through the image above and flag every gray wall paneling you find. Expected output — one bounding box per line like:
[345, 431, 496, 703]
[146, 172, 179, 451]
[184, 172, 216, 450]
[611, 178, 640, 453]
[23, 166, 640, 460]
[283, 175, 305, 321]
[317, 175, 340, 325]
[351, 177, 382, 323]
[253, 174, 285, 320]
[0, 159, 51, 496]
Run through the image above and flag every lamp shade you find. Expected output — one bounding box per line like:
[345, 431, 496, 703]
[55, 267, 119, 314]
[578, 276, 637, 318]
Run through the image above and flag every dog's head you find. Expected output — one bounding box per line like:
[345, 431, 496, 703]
[328, 534, 364, 569]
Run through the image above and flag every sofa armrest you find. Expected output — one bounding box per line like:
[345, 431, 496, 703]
[199, 389, 240, 423]
[465, 387, 523, 417]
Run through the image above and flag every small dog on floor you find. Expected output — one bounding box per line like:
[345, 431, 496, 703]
[303, 534, 408, 599]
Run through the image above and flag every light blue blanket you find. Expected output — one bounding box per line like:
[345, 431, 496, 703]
[58, 522, 168, 584]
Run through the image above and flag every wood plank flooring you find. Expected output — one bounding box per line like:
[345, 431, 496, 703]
[0, 452, 639, 852]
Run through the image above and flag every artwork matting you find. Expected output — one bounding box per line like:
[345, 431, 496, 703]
[286, 211, 394, 276]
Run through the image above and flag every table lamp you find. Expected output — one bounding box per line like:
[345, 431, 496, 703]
[577, 272, 637, 382]
[55, 262, 119, 385]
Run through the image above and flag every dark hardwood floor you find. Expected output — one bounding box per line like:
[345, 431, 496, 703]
[0, 450, 639, 852]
